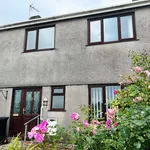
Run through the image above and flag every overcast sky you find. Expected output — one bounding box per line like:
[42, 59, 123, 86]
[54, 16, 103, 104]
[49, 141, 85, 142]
[0, 0, 132, 25]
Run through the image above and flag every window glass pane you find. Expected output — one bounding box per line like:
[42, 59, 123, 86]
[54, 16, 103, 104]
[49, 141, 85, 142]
[52, 96, 64, 109]
[90, 20, 101, 43]
[38, 27, 55, 49]
[13, 90, 22, 114]
[106, 86, 120, 110]
[104, 17, 118, 42]
[121, 15, 133, 39]
[91, 87, 103, 118]
[54, 88, 63, 93]
[27, 30, 36, 50]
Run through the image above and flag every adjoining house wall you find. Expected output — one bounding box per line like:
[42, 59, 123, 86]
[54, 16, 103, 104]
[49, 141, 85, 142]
[0, 7, 150, 88]
[0, 88, 13, 136]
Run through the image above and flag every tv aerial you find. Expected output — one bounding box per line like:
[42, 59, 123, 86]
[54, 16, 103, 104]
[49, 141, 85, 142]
[29, 1, 40, 17]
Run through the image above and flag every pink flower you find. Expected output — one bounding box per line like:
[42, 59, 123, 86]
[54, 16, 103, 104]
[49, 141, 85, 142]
[105, 120, 111, 129]
[39, 126, 48, 133]
[28, 132, 34, 139]
[144, 70, 150, 77]
[92, 120, 100, 125]
[76, 127, 80, 132]
[113, 90, 117, 95]
[70, 113, 80, 120]
[92, 130, 96, 135]
[34, 133, 44, 143]
[38, 121, 48, 133]
[126, 80, 132, 84]
[133, 97, 143, 103]
[113, 122, 117, 127]
[107, 109, 115, 122]
[40, 120, 48, 127]
[107, 109, 115, 116]
[83, 120, 89, 127]
[133, 66, 142, 73]
[31, 126, 39, 134]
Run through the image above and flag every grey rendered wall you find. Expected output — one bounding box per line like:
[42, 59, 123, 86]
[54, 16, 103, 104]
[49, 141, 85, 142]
[0, 7, 150, 88]
[42, 85, 88, 126]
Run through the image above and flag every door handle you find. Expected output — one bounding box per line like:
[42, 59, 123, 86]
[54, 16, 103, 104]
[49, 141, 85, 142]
[23, 108, 26, 114]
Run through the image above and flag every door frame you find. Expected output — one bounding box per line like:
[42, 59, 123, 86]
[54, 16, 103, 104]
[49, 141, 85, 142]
[10, 87, 42, 136]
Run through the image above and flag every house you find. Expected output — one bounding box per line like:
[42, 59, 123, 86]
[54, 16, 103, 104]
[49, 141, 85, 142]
[0, 0, 150, 137]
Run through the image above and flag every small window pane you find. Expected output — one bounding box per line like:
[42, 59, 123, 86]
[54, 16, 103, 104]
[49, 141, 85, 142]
[90, 20, 101, 43]
[38, 27, 55, 49]
[91, 87, 103, 118]
[104, 17, 118, 42]
[54, 89, 63, 93]
[106, 86, 120, 109]
[121, 15, 133, 39]
[27, 31, 36, 50]
[52, 96, 64, 109]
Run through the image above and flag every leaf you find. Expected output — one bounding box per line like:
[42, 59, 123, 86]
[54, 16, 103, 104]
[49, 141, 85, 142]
[134, 142, 141, 149]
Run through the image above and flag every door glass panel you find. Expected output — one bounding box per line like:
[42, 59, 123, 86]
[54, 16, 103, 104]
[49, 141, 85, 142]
[104, 17, 118, 42]
[25, 92, 32, 114]
[13, 90, 22, 114]
[91, 87, 103, 118]
[33, 91, 40, 114]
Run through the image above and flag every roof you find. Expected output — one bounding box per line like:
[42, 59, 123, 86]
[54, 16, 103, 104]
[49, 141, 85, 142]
[0, 0, 150, 31]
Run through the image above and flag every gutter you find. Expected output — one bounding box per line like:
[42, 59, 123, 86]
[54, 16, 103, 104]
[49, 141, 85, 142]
[0, 0, 150, 31]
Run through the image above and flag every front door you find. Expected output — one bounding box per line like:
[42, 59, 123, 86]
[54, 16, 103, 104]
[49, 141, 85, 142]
[10, 88, 42, 136]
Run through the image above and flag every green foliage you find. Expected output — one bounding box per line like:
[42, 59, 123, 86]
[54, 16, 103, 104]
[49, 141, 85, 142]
[7, 134, 23, 150]
[67, 51, 150, 150]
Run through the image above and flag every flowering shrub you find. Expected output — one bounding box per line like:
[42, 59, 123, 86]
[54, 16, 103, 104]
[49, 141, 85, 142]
[28, 120, 48, 143]
[66, 51, 150, 150]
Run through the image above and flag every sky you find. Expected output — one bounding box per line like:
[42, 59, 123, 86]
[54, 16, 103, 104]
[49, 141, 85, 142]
[0, 0, 132, 25]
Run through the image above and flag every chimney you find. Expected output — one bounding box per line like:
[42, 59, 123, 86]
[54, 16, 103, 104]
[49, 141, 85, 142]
[29, 15, 41, 20]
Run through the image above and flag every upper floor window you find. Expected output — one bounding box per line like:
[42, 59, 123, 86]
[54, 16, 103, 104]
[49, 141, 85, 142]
[88, 13, 136, 45]
[25, 26, 55, 52]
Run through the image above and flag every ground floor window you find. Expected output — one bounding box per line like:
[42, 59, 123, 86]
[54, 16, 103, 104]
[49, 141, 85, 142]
[89, 84, 120, 118]
[51, 86, 65, 111]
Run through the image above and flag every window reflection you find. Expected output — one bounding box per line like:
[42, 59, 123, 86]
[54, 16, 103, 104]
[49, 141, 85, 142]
[90, 20, 101, 43]
[27, 30, 36, 50]
[121, 15, 133, 39]
[38, 27, 55, 49]
[104, 17, 118, 42]
[52, 96, 64, 109]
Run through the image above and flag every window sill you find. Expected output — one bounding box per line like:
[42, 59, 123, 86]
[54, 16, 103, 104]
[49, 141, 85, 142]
[23, 48, 56, 53]
[86, 38, 139, 47]
[48, 109, 66, 112]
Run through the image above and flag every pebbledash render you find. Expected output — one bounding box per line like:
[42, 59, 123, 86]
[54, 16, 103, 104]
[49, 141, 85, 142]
[0, 0, 150, 136]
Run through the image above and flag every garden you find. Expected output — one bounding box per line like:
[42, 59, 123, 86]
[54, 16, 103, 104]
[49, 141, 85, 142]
[7, 51, 150, 150]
